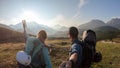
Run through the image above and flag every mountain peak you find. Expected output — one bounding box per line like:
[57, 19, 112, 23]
[107, 18, 120, 23]
[107, 18, 120, 29]
[110, 18, 120, 20]
[78, 19, 105, 29]
[90, 19, 105, 24]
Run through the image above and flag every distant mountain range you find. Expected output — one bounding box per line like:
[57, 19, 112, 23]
[10, 21, 55, 35]
[53, 18, 120, 38]
[78, 19, 106, 29]
[78, 18, 120, 30]
[77, 18, 120, 40]
[0, 18, 120, 41]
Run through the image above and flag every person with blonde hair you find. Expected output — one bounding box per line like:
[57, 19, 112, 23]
[17, 20, 52, 68]
[35, 30, 52, 68]
[37, 30, 47, 43]
[24, 30, 52, 68]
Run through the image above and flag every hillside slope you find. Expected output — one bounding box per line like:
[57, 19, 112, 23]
[0, 27, 24, 43]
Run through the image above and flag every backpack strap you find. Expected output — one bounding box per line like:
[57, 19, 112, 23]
[29, 39, 45, 67]
[30, 39, 44, 59]
[75, 40, 84, 48]
[29, 42, 37, 56]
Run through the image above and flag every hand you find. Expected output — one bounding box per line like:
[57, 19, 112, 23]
[59, 61, 67, 68]
[65, 61, 72, 68]
[59, 61, 72, 68]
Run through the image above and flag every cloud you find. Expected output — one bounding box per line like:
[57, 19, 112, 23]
[0, 19, 5, 23]
[49, 15, 66, 25]
[0, 17, 22, 25]
[48, 14, 81, 27]
[0, 18, 10, 25]
[73, 0, 87, 18]
[79, 0, 86, 8]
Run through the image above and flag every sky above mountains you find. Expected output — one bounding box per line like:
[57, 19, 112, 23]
[0, 0, 120, 27]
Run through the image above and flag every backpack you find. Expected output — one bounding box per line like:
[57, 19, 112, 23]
[81, 30, 102, 68]
[16, 37, 45, 68]
[26, 37, 46, 68]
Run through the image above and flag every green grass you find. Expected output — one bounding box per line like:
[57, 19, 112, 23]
[91, 42, 120, 68]
[0, 40, 120, 68]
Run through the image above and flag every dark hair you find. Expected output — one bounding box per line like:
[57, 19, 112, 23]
[86, 29, 96, 46]
[69, 27, 79, 38]
[87, 29, 96, 39]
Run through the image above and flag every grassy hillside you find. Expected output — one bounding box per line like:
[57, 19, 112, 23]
[78, 26, 120, 41]
[94, 26, 120, 41]
[0, 39, 120, 68]
[0, 27, 24, 43]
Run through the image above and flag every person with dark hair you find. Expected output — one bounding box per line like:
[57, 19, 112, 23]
[59, 27, 101, 68]
[59, 26, 82, 68]
[81, 29, 102, 68]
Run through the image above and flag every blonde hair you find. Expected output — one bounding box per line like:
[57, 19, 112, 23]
[37, 30, 47, 39]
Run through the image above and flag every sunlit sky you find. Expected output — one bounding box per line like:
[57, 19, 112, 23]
[0, 0, 120, 27]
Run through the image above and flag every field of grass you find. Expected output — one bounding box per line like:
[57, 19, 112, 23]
[0, 39, 120, 68]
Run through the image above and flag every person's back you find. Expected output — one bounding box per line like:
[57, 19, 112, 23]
[25, 37, 43, 67]
[25, 30, 52, 68]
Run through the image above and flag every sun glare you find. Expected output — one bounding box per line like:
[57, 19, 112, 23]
[21, 11, 37, 21]
[19, 10, 54, 26]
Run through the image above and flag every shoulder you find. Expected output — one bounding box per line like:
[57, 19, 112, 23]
[72, 43, 82, 49]
[70, 43, 82, 54]
[26, 37, 44, 48]
[70, 43, 82, 56]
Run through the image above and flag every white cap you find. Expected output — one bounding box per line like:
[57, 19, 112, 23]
[16, 51, 31, 66]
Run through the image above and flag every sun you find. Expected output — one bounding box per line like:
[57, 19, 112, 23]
[21, 10, 38, 22]
[19, 10, 54, 26]
[20, 10, 48, 25]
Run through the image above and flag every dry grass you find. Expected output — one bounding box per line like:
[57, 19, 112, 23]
[0, 39, 120, 68]
[0, 43, 24, 68]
